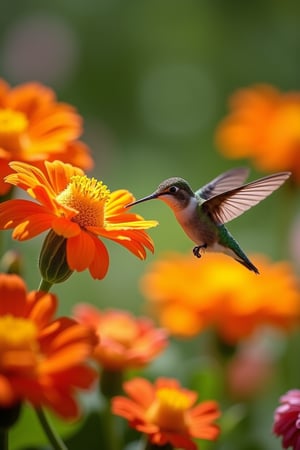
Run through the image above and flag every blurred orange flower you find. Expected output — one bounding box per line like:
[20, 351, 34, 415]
[0, 273, 97, 418]
[0, 160, 158, 279]
[140, 252, 300, 343]
[0, 79, 93, 195]
[112, 377, 220, 450]
[215, 84, 300, 182]
[74, 305, 168, 371]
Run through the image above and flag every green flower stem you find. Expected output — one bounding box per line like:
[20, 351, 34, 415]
[101, 399, 121, 450]
[0, 430, 8, 450]
[38, 278, 53, 293]
[100, 369, 123, 399]
[99, 370, 123, 450]
[35, 407, 68, 450]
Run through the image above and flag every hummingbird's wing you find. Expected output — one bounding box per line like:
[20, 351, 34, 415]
[195, 167, 250, 200]
[202, 172, 291, 225]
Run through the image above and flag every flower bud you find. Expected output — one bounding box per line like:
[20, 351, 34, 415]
[39, 230, 73, 284]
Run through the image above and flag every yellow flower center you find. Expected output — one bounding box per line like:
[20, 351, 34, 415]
[56, 175, 111, 228]
[146, 387, 192, 432]
[0, 315, 37, 350]
[0, 109, 28, 135]
[0, 109, 29, 154]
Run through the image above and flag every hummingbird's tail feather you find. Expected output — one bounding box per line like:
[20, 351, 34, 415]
[234, 256, 259, 274]
[218, 225, 260, 274]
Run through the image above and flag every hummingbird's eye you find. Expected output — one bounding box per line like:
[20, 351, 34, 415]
[168, 186, 178, 194]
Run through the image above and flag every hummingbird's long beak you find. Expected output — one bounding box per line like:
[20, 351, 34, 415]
[126, 193, 158, 208]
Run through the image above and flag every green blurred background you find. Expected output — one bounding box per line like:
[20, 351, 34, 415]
[1, 1, 300, 449]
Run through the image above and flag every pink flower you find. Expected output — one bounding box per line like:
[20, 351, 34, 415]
[273, 390, 300, 449]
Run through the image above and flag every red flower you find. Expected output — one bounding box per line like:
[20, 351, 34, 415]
[0, 273, 97, 418]
[112, 377, 221, 450]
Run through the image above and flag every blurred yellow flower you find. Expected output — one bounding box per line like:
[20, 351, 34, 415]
[0, 79, 93, 195]
[140, 252, 300, 343]
[215, 84, 300, 182]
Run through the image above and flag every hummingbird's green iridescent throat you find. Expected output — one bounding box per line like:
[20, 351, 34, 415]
[126, 168, 291, 274]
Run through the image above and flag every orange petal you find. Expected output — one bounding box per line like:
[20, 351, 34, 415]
[66, 232, 95, 271]
[12, 213, 53, 240]
[46, 319, 93, 350]
[8, 161, 53, 192]
[0, 199, 46, 229]
[73, 304, 103, 328]
[88, 236, 109, 279]
[44, 160, 84, 194]
[105, 190, 135, 215]
[53, 365, 97, 389]
[52, 216, 80, 237]
[42, 389, 79, 419]
[0, 274, 28, 316]
[99, 229, 154, 259]
[112, 396, 147, 421]
[54, 141, 94, 171]
[123, 378, 155, 408]
[159, 432, 197, 450]
[39, 343, 92, 373]
[27, 291, 57, 328]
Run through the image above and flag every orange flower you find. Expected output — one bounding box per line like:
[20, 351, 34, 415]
[0, 160, 158, 280]
[0, 78, 93, 195]
[215, 84, 300, 182]
[112, 377, 220, 450]
[140, 252, 300, 343]
[0, 273, 97, 418]
[74, 305, 168, 371]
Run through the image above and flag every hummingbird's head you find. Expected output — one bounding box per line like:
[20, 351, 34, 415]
[126, 177, 195, 212]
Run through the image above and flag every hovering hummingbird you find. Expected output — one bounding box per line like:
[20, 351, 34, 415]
[126, 168, 291, 274]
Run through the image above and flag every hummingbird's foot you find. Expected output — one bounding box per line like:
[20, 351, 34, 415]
[193, 243, 207, 258]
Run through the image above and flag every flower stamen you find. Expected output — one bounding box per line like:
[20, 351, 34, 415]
[56, 175, 111, 228]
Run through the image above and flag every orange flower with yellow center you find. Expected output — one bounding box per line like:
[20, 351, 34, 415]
[215, 84, 300, 182]
[0, 160, 158, 280]
[140, 252, 300, 343]
[74, 305, 168, 370]
[0, 78, 93, 195]
[0, 273, 97, 418]
[112, 377, 220, 450]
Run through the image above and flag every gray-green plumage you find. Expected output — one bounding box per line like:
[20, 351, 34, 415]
[127, 168, 291, 274]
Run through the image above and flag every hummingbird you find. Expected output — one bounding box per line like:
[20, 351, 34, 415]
[126, 168, 291, 274]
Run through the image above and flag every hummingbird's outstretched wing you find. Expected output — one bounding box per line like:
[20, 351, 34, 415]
[202, 172, 291, 225]
[195, 167, 250, 200]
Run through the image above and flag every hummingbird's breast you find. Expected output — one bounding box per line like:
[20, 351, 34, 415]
[173, 197, 217, 246]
